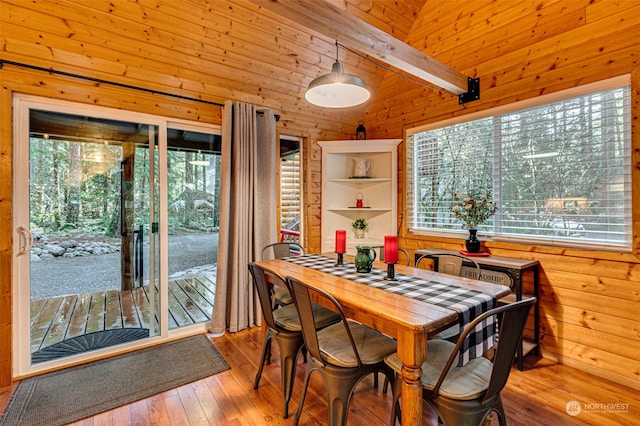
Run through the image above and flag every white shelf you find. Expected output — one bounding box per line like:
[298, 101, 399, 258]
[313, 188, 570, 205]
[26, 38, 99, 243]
[328, 208, 391, 212]
[328, 178, 392, 183]
[319, 139, 401, 253]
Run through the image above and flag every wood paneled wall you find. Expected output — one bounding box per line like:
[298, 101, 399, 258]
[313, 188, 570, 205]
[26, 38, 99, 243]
[1, 0, 639, 392]
[0, 0, 380, 385]
[360, 0, 640, 390]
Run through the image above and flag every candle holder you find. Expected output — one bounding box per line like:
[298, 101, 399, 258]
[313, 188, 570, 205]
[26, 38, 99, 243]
[335, 252, 345, 267]
[384, 262, 398, 281]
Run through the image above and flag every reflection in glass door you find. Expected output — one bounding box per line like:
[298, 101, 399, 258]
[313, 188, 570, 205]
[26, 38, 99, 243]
[13, 98, 161, 371]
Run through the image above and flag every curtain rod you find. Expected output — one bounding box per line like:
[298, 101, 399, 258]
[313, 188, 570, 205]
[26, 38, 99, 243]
[0, 59, 225, 107]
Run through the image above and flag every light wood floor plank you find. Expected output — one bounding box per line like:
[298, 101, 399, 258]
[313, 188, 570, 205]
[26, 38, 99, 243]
[176, 384, 210, 425]
[129, 399, 151, 426]
[145, 394, 171, 426]
[190, 378, 226, 424]
[162, 388, 191, 425]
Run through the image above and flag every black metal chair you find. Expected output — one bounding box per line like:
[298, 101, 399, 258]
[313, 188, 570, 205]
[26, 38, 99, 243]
[286, 275, 397, 426]
[261, 242, 305, 308]
[385, 297, 536, 426]
[248, 263, 339, 418]
[415, 252, 481, 279]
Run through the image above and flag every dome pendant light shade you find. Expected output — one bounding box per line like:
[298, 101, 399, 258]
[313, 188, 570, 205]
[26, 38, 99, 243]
[305, 60, 370, 108]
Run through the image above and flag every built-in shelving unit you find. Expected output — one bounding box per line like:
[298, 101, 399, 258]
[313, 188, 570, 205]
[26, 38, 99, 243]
[319, 139, 401, 254]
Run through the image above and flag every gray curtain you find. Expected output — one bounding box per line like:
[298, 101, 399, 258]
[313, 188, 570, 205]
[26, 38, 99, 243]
[209, 101, 277, 334]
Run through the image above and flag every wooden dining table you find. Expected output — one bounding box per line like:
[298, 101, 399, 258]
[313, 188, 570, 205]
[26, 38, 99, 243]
[254, 253, 511, 425]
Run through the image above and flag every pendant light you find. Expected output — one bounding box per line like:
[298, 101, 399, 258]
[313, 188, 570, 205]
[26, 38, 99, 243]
[305, 42, 370, 108]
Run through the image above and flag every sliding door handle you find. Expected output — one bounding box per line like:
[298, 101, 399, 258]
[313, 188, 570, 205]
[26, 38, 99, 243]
[17, 226, 34, 256]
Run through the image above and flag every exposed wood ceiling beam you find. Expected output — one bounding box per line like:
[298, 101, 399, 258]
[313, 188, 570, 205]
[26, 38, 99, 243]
[249, 0, 471, 96]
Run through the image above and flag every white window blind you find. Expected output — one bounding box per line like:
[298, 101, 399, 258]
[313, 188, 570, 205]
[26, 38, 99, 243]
[406, 85, 631, 248]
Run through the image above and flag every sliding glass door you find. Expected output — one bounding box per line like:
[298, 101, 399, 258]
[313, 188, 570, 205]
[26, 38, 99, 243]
[165, 125, 221, 330]
[12, 95, 220, 376]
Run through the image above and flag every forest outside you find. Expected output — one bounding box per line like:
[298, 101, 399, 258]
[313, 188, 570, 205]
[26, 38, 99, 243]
[28, 131, 221, 298]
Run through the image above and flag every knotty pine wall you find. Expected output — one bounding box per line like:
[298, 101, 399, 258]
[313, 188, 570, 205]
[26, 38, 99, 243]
[357, 0, 639, 390]
[1, 0, 639, 392]
[0, 0, 371, 386]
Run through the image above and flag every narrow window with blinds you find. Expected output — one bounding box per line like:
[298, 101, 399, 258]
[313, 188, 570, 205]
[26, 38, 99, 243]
[406, 84, 631, 249]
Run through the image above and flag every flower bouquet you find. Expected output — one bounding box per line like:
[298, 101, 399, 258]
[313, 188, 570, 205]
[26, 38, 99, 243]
[451, 188, 497, 253]
[451, 188, 498, 230]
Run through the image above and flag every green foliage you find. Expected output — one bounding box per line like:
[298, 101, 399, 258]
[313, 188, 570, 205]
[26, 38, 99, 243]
[28, 137, 221, 239]
[352, 218, 368, 231]
[451, 188, 498, 230]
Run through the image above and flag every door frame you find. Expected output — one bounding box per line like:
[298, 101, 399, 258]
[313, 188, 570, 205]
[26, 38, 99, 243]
[12, 94, 219, 378]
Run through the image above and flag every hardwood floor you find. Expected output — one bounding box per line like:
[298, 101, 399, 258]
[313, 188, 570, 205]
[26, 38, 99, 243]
[2, 326, 639, 425]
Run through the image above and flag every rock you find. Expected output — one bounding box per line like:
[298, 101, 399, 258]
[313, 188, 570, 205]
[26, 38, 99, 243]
[43, 244, 65, 257]
[31, 254, 41, 262]
[59, 240, 78, 249]
[40, 253, 55, 260]
[32, 237, 128, 261]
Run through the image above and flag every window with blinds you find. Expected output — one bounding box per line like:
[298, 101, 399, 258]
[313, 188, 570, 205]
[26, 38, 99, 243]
[406, 84, 631, 248]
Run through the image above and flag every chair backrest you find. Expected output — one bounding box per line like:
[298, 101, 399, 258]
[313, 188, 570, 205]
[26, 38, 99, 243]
[371, 246, 411, 266]
[432, 298, 536, 403]
[286, 275, 363, 369]
[261, 242, 305, 260]
[416, 253, 481, 280]
[248, 262, 289, 331]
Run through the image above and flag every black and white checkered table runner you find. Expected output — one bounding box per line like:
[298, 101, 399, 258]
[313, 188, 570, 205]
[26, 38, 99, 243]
[283, 254, 496, 365]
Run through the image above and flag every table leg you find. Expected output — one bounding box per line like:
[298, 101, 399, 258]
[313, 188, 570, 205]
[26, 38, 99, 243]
[397, 330, 427, 425]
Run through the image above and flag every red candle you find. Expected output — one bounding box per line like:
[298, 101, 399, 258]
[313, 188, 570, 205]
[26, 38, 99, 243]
[384, 235, 398, 263]
[335, 230, 346, 253]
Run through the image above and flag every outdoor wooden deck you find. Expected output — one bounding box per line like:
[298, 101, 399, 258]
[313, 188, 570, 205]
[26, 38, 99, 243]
[30, 272, 216, 354]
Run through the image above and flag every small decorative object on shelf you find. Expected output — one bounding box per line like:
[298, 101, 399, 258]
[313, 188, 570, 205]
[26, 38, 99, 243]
[335, 230, 346, 266]
[356, 121, 366, 140]
[355, 246, 376, 273]
[352, 218, 368, 238]
[355, 192, 364, 208]
[451, 187, 498, 253]
[383, 235, 398, 281]
[352, 157, 372, 178]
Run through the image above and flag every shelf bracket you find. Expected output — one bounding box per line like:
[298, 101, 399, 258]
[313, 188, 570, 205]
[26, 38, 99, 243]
[458, 77, 480, 105]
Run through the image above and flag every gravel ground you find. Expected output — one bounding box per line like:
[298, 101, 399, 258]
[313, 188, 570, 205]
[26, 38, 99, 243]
[30, 233, 219, 300]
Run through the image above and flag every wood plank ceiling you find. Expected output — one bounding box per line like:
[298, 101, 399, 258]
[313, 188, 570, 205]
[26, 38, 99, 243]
[1, 0, 429, 137]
